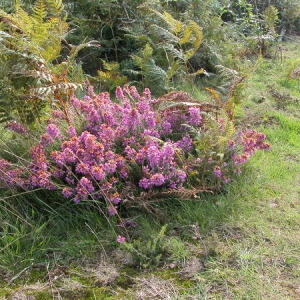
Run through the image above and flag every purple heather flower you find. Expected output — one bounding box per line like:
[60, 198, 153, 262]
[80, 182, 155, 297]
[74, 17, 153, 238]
[68, 126, 77, 137]
[73, 196, 80, 204]
[29, 169, 55, 190]
[234, 153, 251, 165]
[30, 145, 48, 171]
[139, 177, 151, 189]
[91, 166, 106, 181]
[129, 85, 141, 100]
[46, 124, 60, 139]
[188, 107, 202, 127]
[0, 159, 11, 171]
[62, 148, 77, 163]
[62, 187, 74, 198]
[175, 135, 193, 151]
[107, 204, 118, 216]
[150, 173, 165, 187]
[144, 111, 156, 128]
[168, 169, 187, 187]
[161, 143, 175, 162]
[76, 177, 95, 198]
[123, 108, 141, 131]
[137, 98, 151, 113]
[80, 131, 97, 150]
[96, 124, 115, 149]
[222, 176, 231, 184]
[228, 139, 236, 149]
[119, 167, 128, 178]
[103, 160, 117, 173]
[51, 109, 68, 120]
[87, 85, 95, 97]
[108, 192, 121, 204]
[103, 111, 117, 127]
[143, 87, 152, 100]
[5, 168, 27, 188]
[143, 129, 159, 137]
[124, 146, 137, 160]
[146, 145, 160, 168]
[7, 122, 27, 134]
[123, 136, 136, 146]
[40, 133, 54, 146]
[51, 150, 65, 167]
[116, 235, 126, 244]
[115, 86, 124, 99]
[87, 108, 100, 124]
[161, 121, 172, 135]
[213, 166, 222, 178]
[76, 162, 90, 175]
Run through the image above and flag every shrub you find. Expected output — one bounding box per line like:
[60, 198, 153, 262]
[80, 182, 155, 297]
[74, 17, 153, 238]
[0, 85, 270, 218]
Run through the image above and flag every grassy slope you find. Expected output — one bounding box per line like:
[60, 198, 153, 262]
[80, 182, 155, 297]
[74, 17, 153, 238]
[1, 40, 300, 299]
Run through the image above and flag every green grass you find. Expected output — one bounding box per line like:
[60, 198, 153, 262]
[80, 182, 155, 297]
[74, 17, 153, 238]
[1, 40, 300, 299]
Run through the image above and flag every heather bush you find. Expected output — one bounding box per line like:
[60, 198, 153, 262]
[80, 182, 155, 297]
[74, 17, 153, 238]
[0, 85, 270, 218]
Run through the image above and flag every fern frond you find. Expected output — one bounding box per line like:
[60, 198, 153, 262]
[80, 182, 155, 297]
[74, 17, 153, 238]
[187, 68, 205, 78]
[205, 87, 221, 106]
[225, 119, 235, 139]
[160, 187, 211, 199]
[68, 40, 100, 62]
[140, 43, 153, 59]
[215, 64, 238, 81]
[155, 91, 219, 116]
[184, 20, 203, 60]
[32, 0, 47, 23]
[161, 11, 182, 34]
[46, 0, 64, 16]
[12, 5, 35, 35]
[264, 5, 278, 34]
[161, 44, 184, 60]
[148, 64, 167, 80]
[150, 24, 180, 45]
[148, 9, 182, 34]
[32, 82, 79, 98]
[166, 61, 181, 81]
[179, 25, 192, 45]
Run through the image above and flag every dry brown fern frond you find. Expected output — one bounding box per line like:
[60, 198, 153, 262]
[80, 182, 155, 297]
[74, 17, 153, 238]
[124, 187, 213, 204]
[155, 90, 219, 116]
[160, 187, 213, 199]
[227, 75, 245, 101]
[121, 185, 215, 219]
[205, 87, 221, 107]
[157, 90, 195, 103]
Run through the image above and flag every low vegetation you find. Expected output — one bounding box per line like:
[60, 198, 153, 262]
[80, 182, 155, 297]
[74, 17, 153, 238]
[0, 0, 300, 299]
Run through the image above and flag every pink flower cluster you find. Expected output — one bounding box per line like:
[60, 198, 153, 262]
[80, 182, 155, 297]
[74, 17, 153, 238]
[0, 85, 270, 217]
[7, 121, 27, 134]
[233, 129, 270, 165]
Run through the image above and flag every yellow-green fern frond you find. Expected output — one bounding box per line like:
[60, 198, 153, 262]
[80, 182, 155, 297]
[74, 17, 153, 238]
[179, 25, 192, 45]
[32, 0, 47, 23]
[225, 119, 235, 139]
[46, 0, 64, 16]
[162, 11, 182, 34]
[264, 5, 278, 34]
[184, 20, 203, 60]
[97, 60, 128, 91]
[12, 5, 35, 35]
[141, 43, 153, 59]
